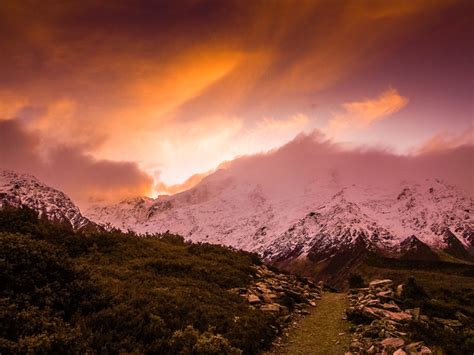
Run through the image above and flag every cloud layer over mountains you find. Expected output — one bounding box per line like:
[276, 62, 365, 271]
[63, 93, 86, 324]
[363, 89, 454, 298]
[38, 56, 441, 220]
[203, 131, 474, 197]
[0, 120, 153, 205]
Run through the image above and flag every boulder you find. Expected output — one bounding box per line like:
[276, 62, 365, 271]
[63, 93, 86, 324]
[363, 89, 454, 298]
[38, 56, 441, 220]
[260, 303, 281, 312]
[369, 279, 393, 289]
[379, 310, 412, 322]
[381, 303, 401, 312]
[381, 337, 404, 348]
[420, 346, 432, 354]
[395, 284, 404, 297]
[433, 317, 463, 328]
[393, 349, 407, 355]
[247, 294, 261, 304]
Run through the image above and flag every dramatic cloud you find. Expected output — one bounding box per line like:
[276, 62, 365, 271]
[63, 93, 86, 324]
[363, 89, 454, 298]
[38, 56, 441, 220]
[213, 131, 474, 196]
[0, 120, 153, 206]
[156, 171, 212, 195]
[416, 127, 473, 154]
[0, 90, 28, 120]
[0, 0, 471, 194]
[328, 88, 409, 132]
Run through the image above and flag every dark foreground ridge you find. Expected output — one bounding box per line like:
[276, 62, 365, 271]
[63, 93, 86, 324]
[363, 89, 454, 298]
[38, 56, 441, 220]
[0, 207, 323, 354]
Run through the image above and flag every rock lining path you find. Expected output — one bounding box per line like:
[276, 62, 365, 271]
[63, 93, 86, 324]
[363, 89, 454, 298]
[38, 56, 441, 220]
[266, 292, 351, 355]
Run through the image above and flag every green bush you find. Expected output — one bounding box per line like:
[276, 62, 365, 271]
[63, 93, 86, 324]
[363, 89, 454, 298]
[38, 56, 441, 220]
[0, 208, 275, 354]
[348, 273, 365, 289]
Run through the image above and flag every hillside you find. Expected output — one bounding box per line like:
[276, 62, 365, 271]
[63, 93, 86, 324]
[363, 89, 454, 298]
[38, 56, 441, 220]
[0, 207, 322, 354]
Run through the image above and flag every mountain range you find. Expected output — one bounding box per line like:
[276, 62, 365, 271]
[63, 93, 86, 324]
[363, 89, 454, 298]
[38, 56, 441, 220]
[2, 164, 472, 279]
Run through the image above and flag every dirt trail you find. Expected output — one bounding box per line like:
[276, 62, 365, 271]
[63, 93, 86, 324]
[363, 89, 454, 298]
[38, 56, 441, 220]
[266, 292, 351, 355]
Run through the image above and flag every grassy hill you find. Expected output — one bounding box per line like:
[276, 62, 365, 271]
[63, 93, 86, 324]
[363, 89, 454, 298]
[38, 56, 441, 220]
[0, 208, 276, 354]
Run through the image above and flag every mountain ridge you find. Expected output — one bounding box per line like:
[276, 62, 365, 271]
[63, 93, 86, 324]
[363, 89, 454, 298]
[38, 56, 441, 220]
[0, 170, 96, 231]
[85, 172, 473, 265]
[1, 168, 471, 273]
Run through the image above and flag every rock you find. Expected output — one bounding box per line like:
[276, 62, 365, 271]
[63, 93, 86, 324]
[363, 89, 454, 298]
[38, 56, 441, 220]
[381, 337, 404, 348]
[405, 341, 424, 352]
[455, 311, 469, 324]
[247, 294, 260, 304]
[409, 307, 420, 321]
[350, 341, 364, 351]
[262, 293, 278, 303]
[382, 302, 401, 312]
[369, 279, 393, 289]
[285, 289, 306, 303]
[433, 317, 463, 328]
[420, 346, 432, 354]
[395, 284, 404, 297]
[347, 278, 438, 355]
[260, 303, 281, 312]
[380, 310, 412, 322]
[377, 291, 394, 299]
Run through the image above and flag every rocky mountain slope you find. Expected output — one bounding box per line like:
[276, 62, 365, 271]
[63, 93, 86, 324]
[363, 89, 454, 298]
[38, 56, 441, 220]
[2, 166, 471, 276]
[0, 170, 95, 231]
[86, 170, 473, 267]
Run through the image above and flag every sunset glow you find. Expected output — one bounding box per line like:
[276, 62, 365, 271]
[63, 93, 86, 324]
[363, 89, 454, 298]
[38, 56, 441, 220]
[0, 0, 472, 205]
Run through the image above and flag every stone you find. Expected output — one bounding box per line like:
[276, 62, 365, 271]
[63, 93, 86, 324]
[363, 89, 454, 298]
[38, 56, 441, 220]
[377, 291, 394, 299]
[395, 284, 404, 297]
[420, 346, 432, 354]
[247, 294, 260, 304]
[262, 293, 278, 303]
[260, 303, 280, 312]
[382, 302, 401, 312]
[455, 311, 469, 324]
[433, 317, 463, 327]
[393, 349, 407, 355]
[350, 341, 364, 351]
[285, 289, 306, 303]
[369, 279, 393, 288]
[381, 337, 404, 348]
[410, 307, 420, 321]
[405, 341, 423, 352]
[380, 310, 412, 322]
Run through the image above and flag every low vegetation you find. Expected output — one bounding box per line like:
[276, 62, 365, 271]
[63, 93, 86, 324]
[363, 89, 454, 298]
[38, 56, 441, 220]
[0, 208, 275, 354]
[352, 254, 474, 353]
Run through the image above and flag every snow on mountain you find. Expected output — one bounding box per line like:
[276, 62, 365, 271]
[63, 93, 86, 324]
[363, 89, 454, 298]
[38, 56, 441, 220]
[0, 170, 94, 230]
[85, 170, 473, 261]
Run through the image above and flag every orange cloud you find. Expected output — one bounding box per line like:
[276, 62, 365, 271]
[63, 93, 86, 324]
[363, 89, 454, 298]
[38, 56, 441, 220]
[0, 0, 465, 192]
[155, 171, 212, 195]
[0, 120, 153, 207]
[328, 88, 409, 132]
[0, 90, 28, 120]
[417, 127, 474, 154]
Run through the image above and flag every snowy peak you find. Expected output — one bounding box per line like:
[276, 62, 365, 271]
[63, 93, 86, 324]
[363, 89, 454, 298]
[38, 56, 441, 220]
[399, 235, 439, 261]
[85, 174, 473, 264]
[0, 170, 95, 230]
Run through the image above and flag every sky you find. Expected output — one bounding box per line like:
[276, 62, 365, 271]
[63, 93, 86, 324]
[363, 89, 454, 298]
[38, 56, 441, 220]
[0, 0, 472, 205]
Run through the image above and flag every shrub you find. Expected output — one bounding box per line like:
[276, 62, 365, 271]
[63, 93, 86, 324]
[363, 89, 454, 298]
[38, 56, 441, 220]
[0, 208, 275, 354]
[348, 273, 365, 289]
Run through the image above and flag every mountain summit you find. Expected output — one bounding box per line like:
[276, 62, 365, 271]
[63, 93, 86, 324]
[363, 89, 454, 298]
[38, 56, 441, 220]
[0, 170, 95, 231]
[85, 170, 473, 264]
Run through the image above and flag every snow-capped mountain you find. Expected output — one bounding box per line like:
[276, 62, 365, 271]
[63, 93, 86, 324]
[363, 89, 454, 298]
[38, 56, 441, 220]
[0, 170, 95, 230]
[85, 169, 473, 262]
